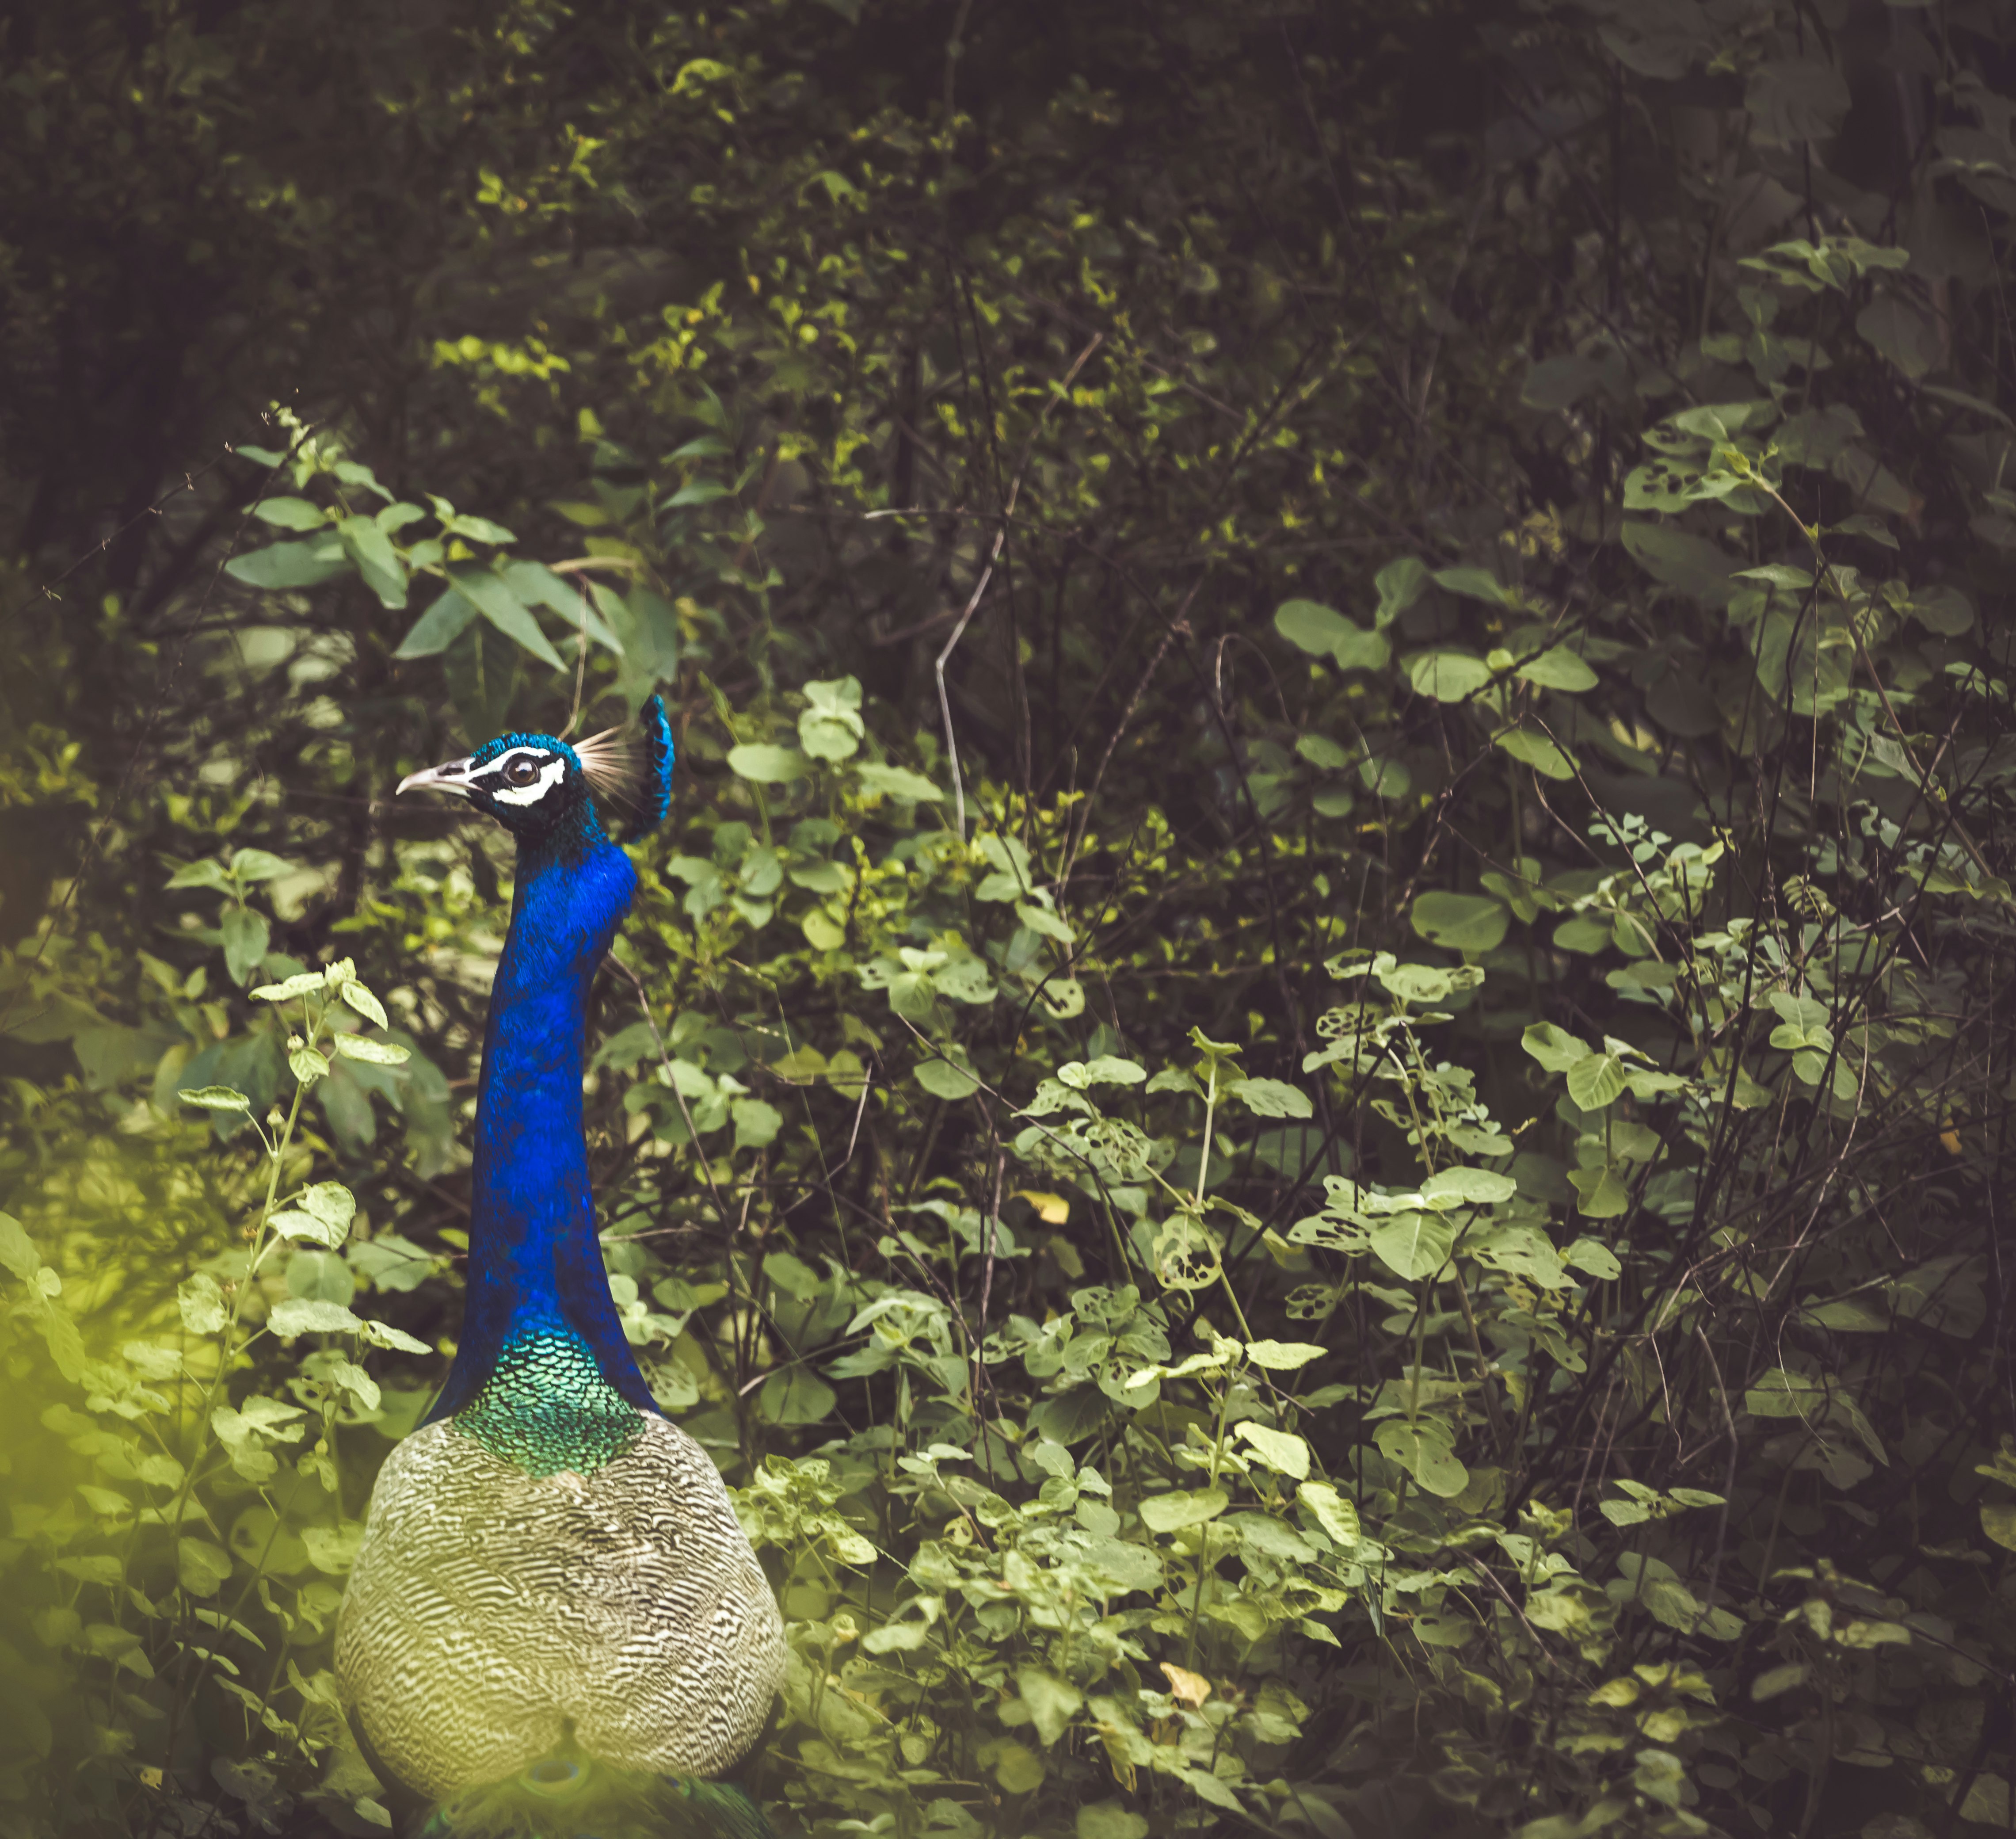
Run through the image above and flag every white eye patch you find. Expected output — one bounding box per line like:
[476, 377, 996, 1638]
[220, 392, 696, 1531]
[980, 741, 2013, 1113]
[480, 750, 571, 807]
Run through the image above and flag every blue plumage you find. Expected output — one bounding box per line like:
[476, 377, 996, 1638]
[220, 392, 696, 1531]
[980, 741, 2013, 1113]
[338, 695, 785, 1836]
[638, 694, 675, 833]
[424, 820, 652, 1435]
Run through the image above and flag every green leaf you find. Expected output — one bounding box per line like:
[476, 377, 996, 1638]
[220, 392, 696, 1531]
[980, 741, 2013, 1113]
[1496, 726, 1578, 779]
[800, 708, 863, 760]
[1374, 556, 1430, 626]
[1432, 566, 1511, 606]
[251, 970, 327, 1002]
[1856, 293, 1943, 380]
[267, 1298, 363, 1337]
[1405, 651, 1493, 702]
[855, 762, 943, 801]
[1732, 563, 1814, 590]
[229, 849, 294, 883]
[252, 497, 327, 530]
[758, 1368, 837, 1425]
[301, 1524, 364, 1574]
[37, 1300, 85, 1383]
[178, 1538, 234, 1599]
[1961, 1778, 2013, 1826]
[1410, 891, 1508, 952]
[393, 586, 480, 659]
[451, 565, 564, 669]
[1620, 522, 1739, 606]
[297, 1182, 356, 1242]
[1367, 1212, 1455, 1280]
[165, 858, 232, 892]
[334, 1034, 410, 1066]
[179, 1273, 227, 1335]
[1016, 901, 1075, 943]
[1297, 1479, 1361, 1547]
[337, 515, 408, 609]
[502, 561, 624, 653]
[1564, 1236, 1623, 1280]
[915, 1055, 981, 1101]
[223, 538, 349, 591]
[1242, 1339, 1327, 1370]
[731, 1097, 784, 1150]
[178, 1085, 252, 1112]
[1138, 1486, 1229, 1532]
[1800, 1296, 1887, 1333]
[441, 511, 516, 545]
[334, 459, 394, 503]
[1373, 1420, 1469, 1496]
[338, 981, 389, 1028]
[1226, 1077, 1311, 1118]
[991, 1744, 1045, 1795]
[1906, 584, 1974, 635]
[1982, 1503, 2016, 1552]
[1016, 1667, 1083, 1746]
[221, 908, 271, 984]
[1358, 753, 1410, 798]
[1553, 914, 1613, 954]
[1421, 1166, 1517, 1206]
[1568, 1164, 1631, 1217]
[0, 1213, 38, 1282]
[1078, 1805, 1150, 1839]
[728, 744, 810, 784]
[1274, 599, 1387, 670]
[270, 1209, 341, 1248]
[1151, 1213, 1223, 1292]
[1565, 1053, 1628, 1109]
[1750, 1663, 1809, 1702]
[1515, 646, 1597, 692]
[1234, 1422, 1311, 1479]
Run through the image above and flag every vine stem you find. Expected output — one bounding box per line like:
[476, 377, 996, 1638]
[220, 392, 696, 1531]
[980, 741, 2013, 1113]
[1757, 473, 1990, 877]
[156, 992, 320, 1798]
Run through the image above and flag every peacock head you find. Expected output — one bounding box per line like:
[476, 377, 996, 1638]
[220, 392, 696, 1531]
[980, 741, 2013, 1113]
[397, 694, 675, 848]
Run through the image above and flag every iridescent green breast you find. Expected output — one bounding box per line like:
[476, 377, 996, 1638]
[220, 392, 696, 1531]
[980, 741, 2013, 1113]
[454, 1330, 645, 1477]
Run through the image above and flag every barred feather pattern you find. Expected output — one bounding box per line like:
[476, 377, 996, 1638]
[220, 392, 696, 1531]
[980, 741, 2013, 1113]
[336, 1410, 785, 1803]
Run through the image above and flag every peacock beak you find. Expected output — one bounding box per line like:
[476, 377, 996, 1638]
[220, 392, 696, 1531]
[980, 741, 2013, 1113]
[396, 756, 477, 798]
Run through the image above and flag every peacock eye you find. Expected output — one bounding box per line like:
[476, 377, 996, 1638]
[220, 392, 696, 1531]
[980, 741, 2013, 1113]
[503, 756, 543, 787]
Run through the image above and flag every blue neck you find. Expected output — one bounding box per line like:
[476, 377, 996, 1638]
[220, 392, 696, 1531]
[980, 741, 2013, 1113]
[425, 828, 658, 1430]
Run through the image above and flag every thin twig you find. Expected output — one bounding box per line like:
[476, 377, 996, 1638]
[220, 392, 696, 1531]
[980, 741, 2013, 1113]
[1059, 581, 1200, 890]
[560, 573, 594, 738]
[936, 333, 1103, 837]
[606, 955, 735, 1236]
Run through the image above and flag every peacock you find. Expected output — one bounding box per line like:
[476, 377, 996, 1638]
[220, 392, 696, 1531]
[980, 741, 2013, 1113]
[336, 695, 787, 1839]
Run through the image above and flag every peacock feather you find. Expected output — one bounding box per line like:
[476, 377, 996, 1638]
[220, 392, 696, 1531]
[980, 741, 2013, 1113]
[336, 695, 786, 1835]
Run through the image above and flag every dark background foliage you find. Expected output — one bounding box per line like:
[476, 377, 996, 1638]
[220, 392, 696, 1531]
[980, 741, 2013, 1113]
[3, 2, 2014, 1836]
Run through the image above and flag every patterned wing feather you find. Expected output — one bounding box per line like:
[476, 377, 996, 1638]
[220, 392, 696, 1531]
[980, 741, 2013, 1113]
[338, 1417, 785, 1802]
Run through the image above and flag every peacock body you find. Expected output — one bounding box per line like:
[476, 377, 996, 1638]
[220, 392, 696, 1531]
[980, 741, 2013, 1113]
[336, 699, 785, 1834]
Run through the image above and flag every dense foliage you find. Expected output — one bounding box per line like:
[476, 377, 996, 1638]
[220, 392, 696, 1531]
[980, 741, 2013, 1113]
[3, 2, 2015, 1836]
